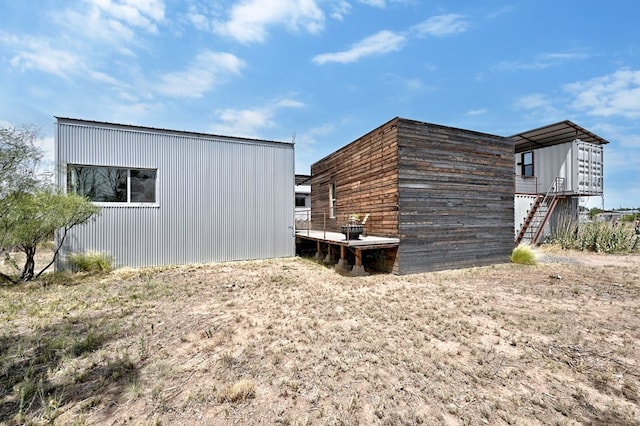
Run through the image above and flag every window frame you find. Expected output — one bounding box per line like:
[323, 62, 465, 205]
[67, 164, 159, 207]
[521, 151, 534, 177]
[295, 194, 308, 208]
[329, 182, 337, 218]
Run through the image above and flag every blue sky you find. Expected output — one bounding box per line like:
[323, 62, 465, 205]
[1, 0, 639, 209]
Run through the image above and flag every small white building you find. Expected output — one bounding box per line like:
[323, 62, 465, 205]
[511, 120, 608, 244]
[55, 117, 295, 269]
[294, 174, 311, 229]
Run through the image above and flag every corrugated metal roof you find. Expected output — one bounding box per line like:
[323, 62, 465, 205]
[511, 120, 609, 153]
[55, 116, 293, 147]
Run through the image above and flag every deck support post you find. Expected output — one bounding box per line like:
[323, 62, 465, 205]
[324, 244, 335, 264]
[351, 248, 368, 276]
[315, 241, 323, 260]
[336, 245, 349, 271]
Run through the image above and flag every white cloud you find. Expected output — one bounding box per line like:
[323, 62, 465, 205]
[358, 0, 386, 7]
[0, 34, 84, 78]
[1, 32, 134, 94]
[275, 99, 305, 108]
[55, 8, 134, 51]
[565, 69, 640, 119]
[514, 93, 561, 121]
[515, 93, 553, 110]
[411, 14, 468, 37]
[294, 123, 335, 173]
[494, 51, 589, 72]
[465, 108, 487, 116]
[211, 98, 304, 137]
[89, 70, 126, 87]
[591, 122, 640, 149]
[329, 0, 351, 20]
[84, 0, 165, 33]
[357, 0, 411, 7]
[155, 50, 244, 98]
[214, 108, 273, 137]
[313, 30, 405, 65]
[53, 0, 164, 51]
[215, 0, 325, 44]
[187, 11, 212, 32]
[540, 52, 588, 61]
[486, 6, 513, 19]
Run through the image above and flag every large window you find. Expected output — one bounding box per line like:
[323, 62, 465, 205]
[521, 151, 534, 177]
[67, 165, 157, 204]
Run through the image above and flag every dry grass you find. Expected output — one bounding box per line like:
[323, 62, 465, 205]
[217, 379, 256, 403]
[1, 247, 639, 425]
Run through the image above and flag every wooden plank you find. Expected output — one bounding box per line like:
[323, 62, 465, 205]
[394, 119, 514, 274]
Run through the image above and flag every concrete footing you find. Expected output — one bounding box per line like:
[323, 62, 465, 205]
[351, 265, 369, 276]
[335, 258, 350, 271]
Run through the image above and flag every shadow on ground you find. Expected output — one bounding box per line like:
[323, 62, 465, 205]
[0, 312, 137, 424]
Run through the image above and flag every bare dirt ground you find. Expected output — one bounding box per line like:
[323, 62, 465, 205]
[1, 247, 639, 425]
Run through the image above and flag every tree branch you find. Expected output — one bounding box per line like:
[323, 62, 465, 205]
[34, 226, 70, 280]
[0, 271, 17, 285]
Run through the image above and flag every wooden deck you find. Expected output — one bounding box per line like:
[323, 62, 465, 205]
[295, 230, 399, 276]
[295, 230, 399, 249]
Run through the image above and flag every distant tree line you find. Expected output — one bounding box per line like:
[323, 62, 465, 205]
[587, 207, 640, 221]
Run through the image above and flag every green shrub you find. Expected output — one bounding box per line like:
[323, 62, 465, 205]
[68, 251, 113, 273]
[511, 244, 537, 265]
[550, 216, 640, 253]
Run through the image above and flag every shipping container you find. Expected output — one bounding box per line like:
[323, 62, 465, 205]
[514, 139, 603, 195]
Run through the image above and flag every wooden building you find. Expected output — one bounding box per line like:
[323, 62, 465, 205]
[302, 117, 514, 274]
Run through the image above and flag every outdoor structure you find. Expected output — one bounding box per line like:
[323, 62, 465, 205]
[294, 174, 311, 229]
[512, 121, 608, 245]
[55, 117, 295, 269]
[297, 117, 514, 275]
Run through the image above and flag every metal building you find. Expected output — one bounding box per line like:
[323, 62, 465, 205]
[55, 117, 295, 269]
[512, 120, 608, 245]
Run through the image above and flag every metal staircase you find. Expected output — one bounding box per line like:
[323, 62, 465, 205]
[515, 177, 566, 245]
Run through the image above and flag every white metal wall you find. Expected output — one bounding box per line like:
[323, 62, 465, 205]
[575, 141, 603, 194]
[514, 140, 603, 195]
[514, 194, 538, 238]
[56, 118, 295, 269]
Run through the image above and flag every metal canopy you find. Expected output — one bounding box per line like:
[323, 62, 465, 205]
[511, 120, 609, 153]
[295, 174, 312, 185]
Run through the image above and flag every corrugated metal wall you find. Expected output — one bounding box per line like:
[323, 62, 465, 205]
[575, 141, 603, 195]
[513, 140, 604, 195]
[56, 118, 295, 269]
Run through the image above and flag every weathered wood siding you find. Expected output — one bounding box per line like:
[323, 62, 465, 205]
[310, 119, 400, 239]
[396, 119, 514, 273]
